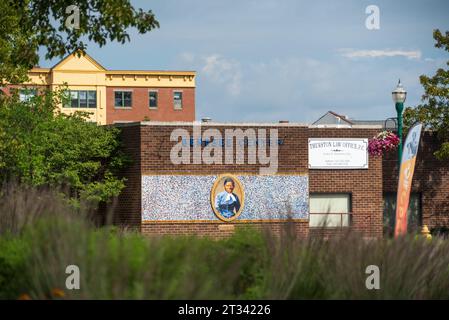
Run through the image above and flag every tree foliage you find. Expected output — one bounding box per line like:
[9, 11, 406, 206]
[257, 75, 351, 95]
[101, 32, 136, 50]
[404, 29, 449, 160]
[0, 0, 159, 84]
[0, 1, 158, 203]
[0, 91, 128, 204]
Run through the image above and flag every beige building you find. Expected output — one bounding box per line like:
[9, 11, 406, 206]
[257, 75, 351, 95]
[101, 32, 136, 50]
[2, 51, 196, 125]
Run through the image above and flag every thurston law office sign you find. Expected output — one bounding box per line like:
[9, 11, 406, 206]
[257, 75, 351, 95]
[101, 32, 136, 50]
[308, 138, 368, 169]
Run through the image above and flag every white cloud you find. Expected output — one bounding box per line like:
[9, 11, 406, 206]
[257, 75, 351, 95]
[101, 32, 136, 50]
[339, 49, 422, 60]
[176, 52, 433, 123]
[201, 54, 242, 96]
[178, 53, 242, 96]
[178, 52, 195, 64]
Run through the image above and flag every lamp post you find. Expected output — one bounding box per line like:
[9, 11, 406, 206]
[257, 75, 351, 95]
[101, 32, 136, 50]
[392, 80, 407, 166]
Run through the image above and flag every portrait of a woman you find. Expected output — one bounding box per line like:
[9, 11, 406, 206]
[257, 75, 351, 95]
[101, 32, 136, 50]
[211, 175, 244, 221]
[214, 178, 241, 218]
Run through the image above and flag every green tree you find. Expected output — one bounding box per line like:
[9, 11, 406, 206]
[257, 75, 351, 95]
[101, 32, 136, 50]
[0, 91, 128, 204]
[404, 29, 449, 160]
[0, 1, 157, 203]
[0, 0, 159, 84]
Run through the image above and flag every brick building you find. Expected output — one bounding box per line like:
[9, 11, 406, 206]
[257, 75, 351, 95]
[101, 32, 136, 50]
[0, 52, 196, 125]
[109, 121, 449, 238]
[109, 122, 378, 237]
[6, 55, 447, 238]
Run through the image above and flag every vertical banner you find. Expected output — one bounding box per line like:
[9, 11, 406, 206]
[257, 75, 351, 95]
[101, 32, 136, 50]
[394, 123, 423, 237]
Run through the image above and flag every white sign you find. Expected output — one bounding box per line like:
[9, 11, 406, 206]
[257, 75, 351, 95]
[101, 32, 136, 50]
[308, 138, 368, 169]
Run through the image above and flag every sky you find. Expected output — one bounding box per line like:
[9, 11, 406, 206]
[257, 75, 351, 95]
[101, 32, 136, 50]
[39, 0, 449, 124]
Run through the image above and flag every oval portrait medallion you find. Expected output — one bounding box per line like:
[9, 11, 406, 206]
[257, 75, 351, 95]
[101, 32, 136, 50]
[210, 174, 245, 222]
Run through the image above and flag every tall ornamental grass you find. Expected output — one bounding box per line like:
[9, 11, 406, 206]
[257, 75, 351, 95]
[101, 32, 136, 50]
[1, 183, 448, 299]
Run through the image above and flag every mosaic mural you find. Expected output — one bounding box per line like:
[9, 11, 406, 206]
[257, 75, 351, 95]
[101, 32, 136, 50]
[141, 175, 309, 221]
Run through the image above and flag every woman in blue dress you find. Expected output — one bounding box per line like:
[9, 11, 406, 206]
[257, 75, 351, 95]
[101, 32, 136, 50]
[214, 178, 241, 218]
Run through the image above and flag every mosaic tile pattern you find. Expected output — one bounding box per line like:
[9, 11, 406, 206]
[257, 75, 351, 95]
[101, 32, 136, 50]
[141, 175, 309, 221]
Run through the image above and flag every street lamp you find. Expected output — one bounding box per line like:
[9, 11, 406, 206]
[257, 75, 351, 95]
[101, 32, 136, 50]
[392, 79, 407, 166]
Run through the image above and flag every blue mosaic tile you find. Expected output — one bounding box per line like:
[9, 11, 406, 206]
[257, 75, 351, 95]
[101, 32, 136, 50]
[141, 175, 309, 221]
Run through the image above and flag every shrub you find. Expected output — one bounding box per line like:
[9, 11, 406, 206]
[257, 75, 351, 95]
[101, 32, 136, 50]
[0, 237, 31, 299]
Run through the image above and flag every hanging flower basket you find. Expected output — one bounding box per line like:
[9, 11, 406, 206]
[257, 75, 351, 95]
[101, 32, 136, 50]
[368, 131, 400, 156]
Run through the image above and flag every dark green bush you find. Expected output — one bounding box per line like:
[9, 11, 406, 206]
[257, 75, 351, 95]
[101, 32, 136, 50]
[0, 237, 31, 299]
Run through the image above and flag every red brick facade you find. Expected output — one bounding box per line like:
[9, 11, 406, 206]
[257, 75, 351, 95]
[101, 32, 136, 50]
[308, 128, 384, 238]
[112, 124, 142, 229]
[106, 87, 195, 124]
[383, 131, 449, 234]
[113, 123, 386, 238]
[110, 123, 449, 238]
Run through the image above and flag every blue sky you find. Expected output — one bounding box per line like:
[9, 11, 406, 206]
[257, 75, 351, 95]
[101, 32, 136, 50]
[40, 0, 449, 123]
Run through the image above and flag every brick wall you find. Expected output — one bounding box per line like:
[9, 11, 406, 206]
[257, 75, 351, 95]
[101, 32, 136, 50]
[138, 124, 310, 237]
[383, 131, 449, 232]
[308, 128, 383, 238]
[140, 125, 308, 175]
[111, 124, 142, 230]
[106, 87, 195, 124]
[141, 221, 309, 238]
[114, 123, 385, 238]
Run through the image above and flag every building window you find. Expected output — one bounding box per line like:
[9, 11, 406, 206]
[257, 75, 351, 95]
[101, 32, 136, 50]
[149, 91, 158, 109]
[16, 88, 37, 102]
[64, 90, 96, 108]
[70, 91, 78, 108]
[88, 91, 96, 108]
[115, 91, 132, 108]
[309, 193, 351, 227]
[79, 91, 87, 107]
[173, 91, 182, 110]
[383, 192, 422, 237]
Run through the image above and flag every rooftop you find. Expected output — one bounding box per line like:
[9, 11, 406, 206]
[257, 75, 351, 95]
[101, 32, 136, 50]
[112, 121, 382, 128]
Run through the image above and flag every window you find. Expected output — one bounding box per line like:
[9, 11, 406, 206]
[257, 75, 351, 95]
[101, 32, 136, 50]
[70, 91, 78, 108]
[149, 91, 158, 108]
[115, 91, 132, 108]
[64, 90, 96, 108]
[88, 91, 96, 108]
[79, 91, 87, 108]
[383, 192, 422, 237]
[309, 193, 351, 227]
[17, 88, 37, 102]
[173, 91, 182, 110]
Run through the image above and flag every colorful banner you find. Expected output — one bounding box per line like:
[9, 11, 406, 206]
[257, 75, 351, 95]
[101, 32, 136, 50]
[394, 123, 423, 237]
